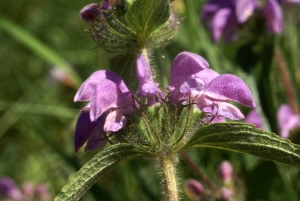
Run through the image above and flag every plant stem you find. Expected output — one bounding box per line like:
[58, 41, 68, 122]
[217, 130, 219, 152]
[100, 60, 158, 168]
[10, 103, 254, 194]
[275, 47, 299, 115]
[181, 152, 215, 193]
[159, 155, 180, 201]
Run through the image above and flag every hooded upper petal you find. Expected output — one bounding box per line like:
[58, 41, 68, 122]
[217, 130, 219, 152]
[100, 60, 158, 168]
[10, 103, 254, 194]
[90, 79, 132, 121]
[169, 52, 209, 87]
[263, 0, 284, 33]
[204, 74, 256, 108]
[74, 70, 129, 102]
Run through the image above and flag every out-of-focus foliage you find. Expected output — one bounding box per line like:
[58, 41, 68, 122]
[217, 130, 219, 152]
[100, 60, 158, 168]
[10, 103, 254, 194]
[1, 0, 300, 200]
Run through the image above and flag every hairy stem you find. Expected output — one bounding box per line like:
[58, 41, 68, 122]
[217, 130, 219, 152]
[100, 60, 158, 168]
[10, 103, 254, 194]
[159, 155, 180, 201]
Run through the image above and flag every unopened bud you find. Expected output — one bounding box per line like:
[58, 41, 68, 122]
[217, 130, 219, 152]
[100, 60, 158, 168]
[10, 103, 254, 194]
[221, 187, 233, 201]
[185, 179, 204, 200]
[80, 3, 101, 23]
[22, 181, 35, 197]
[218, 161, 233, 182]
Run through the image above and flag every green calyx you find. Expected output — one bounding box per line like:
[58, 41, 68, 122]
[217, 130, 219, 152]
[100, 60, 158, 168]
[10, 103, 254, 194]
[90, 0, 179, 53]
[115, 102, 204, 155]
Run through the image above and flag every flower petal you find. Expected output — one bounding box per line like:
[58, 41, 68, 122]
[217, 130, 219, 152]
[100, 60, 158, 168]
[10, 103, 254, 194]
[236, 0, 256, 23]
[74, 70, 129, 102]
[74, 112, 107, 152]
[204, 74, 256, 108]
[211, 8, 236, 43]
[136, 54, 152, 83]
[277, 104, 300, 138]
[280, 116, 300, 138]
[85, 131, 108, 151]
[80, 3, 101, 23]
[263, 0, 284, 33]
[216, 102, 245, 120]
[245, 110, 263, 129]
[104, 109, 127, 132]
[169, 52, 209, 87]
[195, 68, 220, 86]
[277, 104, 294, 130]
[90, 79, 129, 121]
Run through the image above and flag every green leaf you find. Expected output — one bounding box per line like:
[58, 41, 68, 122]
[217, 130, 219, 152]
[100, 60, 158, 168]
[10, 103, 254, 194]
[125, 0, 170, 36]
[0, 17, 81, 88]
[185, 122, 300, 168]
[54, 143, 151, 201]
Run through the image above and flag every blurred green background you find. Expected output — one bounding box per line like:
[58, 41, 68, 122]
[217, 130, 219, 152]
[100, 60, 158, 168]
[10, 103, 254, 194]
[1, 0, 300, 200]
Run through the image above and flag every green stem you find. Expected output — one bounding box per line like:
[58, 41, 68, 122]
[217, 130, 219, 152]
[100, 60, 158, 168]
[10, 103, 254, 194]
[159, 155, 180, 201]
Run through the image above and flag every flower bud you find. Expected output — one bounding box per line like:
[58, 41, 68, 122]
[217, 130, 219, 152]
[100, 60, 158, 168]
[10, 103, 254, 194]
[22, 181, 35, 197]
[80, 3, 101, 23]
[220, 187, 233, 201]
[218, 161, 233, 182]
[185, 179, 204, 200]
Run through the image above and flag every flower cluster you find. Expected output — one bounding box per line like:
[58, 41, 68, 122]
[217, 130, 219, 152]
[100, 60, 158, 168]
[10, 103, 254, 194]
[184, 161, 235, 201]
[0, 177, 52, 201]
[201, 0, 300, 42]
[74, 51, 255, 152]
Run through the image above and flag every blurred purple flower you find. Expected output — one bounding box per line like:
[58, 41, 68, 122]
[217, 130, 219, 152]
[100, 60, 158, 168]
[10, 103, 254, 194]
[221, 187, 233, 201]
[74, 70, 137, 151]
[201, 0, 257, 42]
[277, 104, 300, 138]
[0, 177, 22, 201]
[136, 54, 161, 106]
[262, 0, 284, 33]
[244, 110, 263, 129]
[277, 0, 300, 4]
[218, 161, 233, 182]
[185, 179, 204, 200]
[167, 52, 256, 120]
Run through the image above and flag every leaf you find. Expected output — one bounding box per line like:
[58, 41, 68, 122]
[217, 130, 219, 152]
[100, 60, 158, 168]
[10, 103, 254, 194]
[0, 17, 81, 88]
[54, 143, 151, 201]
[184, 122, 300, 168]
[125, 0, 170, 36]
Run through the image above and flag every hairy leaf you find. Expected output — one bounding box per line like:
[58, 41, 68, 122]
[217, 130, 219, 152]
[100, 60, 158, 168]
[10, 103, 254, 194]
[185, 123, 300, 168]
[54, 144, 151, 201]
[125, 0, 170, 35]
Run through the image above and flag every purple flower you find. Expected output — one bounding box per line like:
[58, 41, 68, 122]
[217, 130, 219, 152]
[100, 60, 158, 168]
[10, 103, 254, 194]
[136, 54, 161, 106]
[80, 1, 121, 23]
[262, 0, 284, 33]
[277, 104, 300, 138]
[167, 52, 256, 120]
[80, 3, 102, 23]
[218, 161, 233, 182]
[277, 0, 300, 4]
[221, 187, 233, 201]
[0, 177, 22, 201]
[201, 0, 257, 42]
[74, 70, 137, 151]
[244, 110, 263, 129]
[184, 179, 204, 200]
